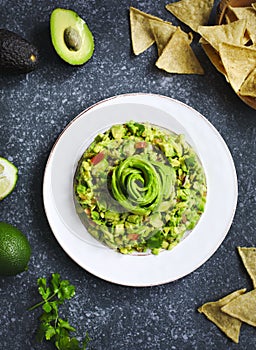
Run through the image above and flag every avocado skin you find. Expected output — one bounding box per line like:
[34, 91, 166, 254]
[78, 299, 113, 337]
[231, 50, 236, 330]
[0, 29, 39, 73]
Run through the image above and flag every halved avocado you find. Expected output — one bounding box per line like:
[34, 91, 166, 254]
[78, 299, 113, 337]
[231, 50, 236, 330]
[50, 8, 94, 66]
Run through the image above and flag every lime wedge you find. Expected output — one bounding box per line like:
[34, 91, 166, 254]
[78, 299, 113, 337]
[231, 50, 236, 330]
[0, 157, 18, 200]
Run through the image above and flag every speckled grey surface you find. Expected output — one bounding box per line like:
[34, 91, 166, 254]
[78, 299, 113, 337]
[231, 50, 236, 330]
[0, 0, 256, 349]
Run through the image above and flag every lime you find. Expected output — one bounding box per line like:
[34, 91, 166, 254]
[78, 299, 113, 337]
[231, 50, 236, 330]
[0, 222, 31, 276]
[0, 157, 18, 200]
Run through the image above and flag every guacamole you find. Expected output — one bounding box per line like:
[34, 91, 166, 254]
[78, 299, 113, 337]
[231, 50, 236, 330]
[74, 121, 207, 254]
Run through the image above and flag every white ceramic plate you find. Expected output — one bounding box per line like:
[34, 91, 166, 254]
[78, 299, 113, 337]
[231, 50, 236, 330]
[43, 93, 237, 287]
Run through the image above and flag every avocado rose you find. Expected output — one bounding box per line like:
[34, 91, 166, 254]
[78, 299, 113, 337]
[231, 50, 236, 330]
[111, 155, 175, 215]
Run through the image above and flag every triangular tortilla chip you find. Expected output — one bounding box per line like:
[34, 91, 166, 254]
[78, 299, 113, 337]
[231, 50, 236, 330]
[150, 20, 177, 55]
[155, 27, 204, 74]
[130, 7, 164, 55]
[239, 69, 256, 98]
[219, 42, 256, 92]
[222, 289, 256, 327]
[166, 0, 214, 32]
[237, 246, 256, 286]
[201, 42, 227, 77]
[229, 6, 256, 43]
[198, 289, 246, 343]
[198, 19, 247, 52]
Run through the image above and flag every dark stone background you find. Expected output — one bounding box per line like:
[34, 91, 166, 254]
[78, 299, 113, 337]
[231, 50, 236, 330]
[0, 0, 255, 349]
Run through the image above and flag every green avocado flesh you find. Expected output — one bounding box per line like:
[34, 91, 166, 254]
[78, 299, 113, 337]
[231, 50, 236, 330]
[74, 121, 207, 255]
[50, 8, 94, 65]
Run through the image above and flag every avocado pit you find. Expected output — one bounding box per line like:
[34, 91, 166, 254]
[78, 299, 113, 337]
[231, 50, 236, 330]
[64, 26, 82, 51]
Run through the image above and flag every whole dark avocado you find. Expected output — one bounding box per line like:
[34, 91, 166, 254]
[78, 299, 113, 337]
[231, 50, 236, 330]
[0, 29, 39, 73]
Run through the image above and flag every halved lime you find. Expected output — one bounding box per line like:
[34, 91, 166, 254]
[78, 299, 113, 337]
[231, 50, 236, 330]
[0, 157, 18, 200]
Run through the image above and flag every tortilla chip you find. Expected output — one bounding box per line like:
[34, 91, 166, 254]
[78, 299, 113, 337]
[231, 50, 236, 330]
[198, 289, 246, 343]
[252, 3, 256, 11]
[198, 19, 247, 52]
[229, 6, 256, 43]
[130, 7, 164, 55]
[166, 0, 214, 32]
[155, 27, 204, 74]
[222, 289, 256, 327]
[237, 246, 256, 286]
[201, 42, 227, 76]
[239, 70, 256, 97]
[219, 42, 256, 93]
[150, 20, 177, 55]
[199, 37, 207, 45]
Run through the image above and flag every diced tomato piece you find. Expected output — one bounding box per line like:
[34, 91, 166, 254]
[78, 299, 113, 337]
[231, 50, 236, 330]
[127, 233, 139, 241]
[91, 152, 105, 165]
[84, 208, 91, 215]
[153, 138, 161, 144]
[135, 141, 147, 149]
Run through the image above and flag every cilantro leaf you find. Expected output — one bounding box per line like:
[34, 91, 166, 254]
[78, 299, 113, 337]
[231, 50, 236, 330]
[42, 302, 52, 313]
[51, 273, 61, 293]
[45, 325, 56, 340]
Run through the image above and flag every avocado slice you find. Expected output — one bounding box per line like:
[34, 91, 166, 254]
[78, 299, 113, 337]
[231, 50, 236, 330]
[0, 29, 39, 73]
[50, 8, 94, 66]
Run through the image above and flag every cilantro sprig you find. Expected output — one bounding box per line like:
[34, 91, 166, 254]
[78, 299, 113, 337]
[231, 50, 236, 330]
[29, 273, 90, 350]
